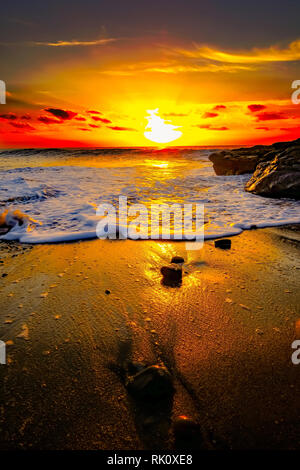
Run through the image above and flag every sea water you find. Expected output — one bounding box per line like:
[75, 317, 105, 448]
[0, 147, 299, 243]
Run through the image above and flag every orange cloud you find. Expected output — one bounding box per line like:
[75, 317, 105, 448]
[173, 39, 300, 64]
[92, 116, 112, 123]
[9, 122, 35, 131]
[213, 105, 226, 111]
[248, 104, 267, 112]
[255, 111, 288, 121]
[0, 113, 17, 120]
[38, 115, 62, 125]
[197, 124, 229, 131]
[203, 112, 218, 118]
[86, 110, 102, 115]
[107, 126, 137, 131]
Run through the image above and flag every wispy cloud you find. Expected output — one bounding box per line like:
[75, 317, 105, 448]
[0, 38, 116, 47]
[172, 39, 300, 64]
[100, 62, 253, 76]
[33, 38, 116, 47]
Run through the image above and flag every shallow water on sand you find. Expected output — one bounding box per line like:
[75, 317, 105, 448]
[0, 147, 299, 243]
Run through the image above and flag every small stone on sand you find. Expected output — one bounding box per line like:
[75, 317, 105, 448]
[239, 303, 251, 311]
[161, 264, 182, 286]
[17, 324, 29, 341]
[214, 239, 231, 249]
[171, 256, 185, 264]
[126, 364, 174, 399]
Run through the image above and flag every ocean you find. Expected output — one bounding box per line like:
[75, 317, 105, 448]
[0, 147, 299, 243]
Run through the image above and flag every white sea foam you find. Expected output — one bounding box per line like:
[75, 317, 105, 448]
[0, 148, 299, 244]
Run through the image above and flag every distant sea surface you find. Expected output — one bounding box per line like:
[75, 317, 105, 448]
[0, 147, 299, 243]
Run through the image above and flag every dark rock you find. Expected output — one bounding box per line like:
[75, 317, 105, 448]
[126, 365, 174, 399]
[173, 416, 203, 449]
[245, 148, 300, 199]
[161, 264, 182, 286]
[209, 149, 265, 175]
[214, 239, 231, 249]
[105, 289, 111, 295]
[171, 256, 185, 264]
[209, 138, 300, 200]
[126, 361, 147, 376]
[2, 273, 8, 277]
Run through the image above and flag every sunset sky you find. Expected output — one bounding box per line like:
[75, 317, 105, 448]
[0, 0, 300, 148]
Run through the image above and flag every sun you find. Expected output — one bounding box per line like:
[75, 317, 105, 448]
[144, 108, 182, 144]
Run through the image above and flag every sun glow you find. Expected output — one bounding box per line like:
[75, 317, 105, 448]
[144, 108, 182, 144]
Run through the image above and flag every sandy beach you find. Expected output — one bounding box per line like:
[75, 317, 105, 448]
[1, 225, 299, 450]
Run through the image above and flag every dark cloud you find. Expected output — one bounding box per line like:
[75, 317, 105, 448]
[20, 114, 31, 120]
[38, 115, 62, 124]
[248, 104, 267, 112]
[78, 127, 91, 131]
[44, 107, 77, 120]
[256, 112, 287, 121]
[75, 116, 86, 121]
[256, 126, 270, 130]
[92, 116, 112, 123]
[89, 124, 100, 128]
[202, 112, 218, 118]
[9, 121, 35, 130]
[0, 113, 17, 120]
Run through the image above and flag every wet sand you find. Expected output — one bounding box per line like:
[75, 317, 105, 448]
[0, 226, 300, 450]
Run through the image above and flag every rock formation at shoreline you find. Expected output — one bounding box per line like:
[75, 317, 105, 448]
[209, 138, 300, 199]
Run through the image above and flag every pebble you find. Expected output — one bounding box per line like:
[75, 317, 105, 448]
[161, 264, 182, 286]
[16, 324, 29, 340]
[171, 256, 185, 264]
[239, 303, 250, 311]
[126, 364, 174, 399]
[173, 416, 203, 448]
[214, 239, 231, 249]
